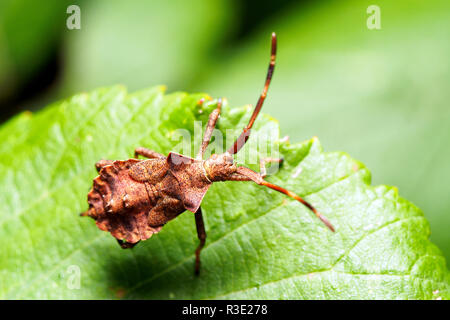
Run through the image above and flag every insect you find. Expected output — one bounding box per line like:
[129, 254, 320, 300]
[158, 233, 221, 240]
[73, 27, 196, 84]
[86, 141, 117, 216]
[81, 33, 334, 275]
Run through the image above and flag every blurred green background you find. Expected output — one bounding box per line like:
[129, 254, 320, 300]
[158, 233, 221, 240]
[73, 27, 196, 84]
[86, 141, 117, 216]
[0, 0, 449, 262]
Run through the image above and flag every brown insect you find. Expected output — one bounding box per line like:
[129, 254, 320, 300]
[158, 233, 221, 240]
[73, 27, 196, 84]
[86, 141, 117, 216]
[81, 33, 334, 275]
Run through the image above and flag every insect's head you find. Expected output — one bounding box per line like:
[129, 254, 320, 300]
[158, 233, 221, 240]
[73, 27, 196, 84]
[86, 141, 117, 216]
[203, 152, 236, 182]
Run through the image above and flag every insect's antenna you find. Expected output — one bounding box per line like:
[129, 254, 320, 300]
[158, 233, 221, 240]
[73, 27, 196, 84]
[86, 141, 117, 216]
[230, 166, 335, 232]
[260, 180, 335, 232]
[227, 32, 277, 155]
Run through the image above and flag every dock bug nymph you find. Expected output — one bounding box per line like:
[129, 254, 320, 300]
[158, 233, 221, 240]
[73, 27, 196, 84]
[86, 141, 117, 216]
[81, 33, 334, 275]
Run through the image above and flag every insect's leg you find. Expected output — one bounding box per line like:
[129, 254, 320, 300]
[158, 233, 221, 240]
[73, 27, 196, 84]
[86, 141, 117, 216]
[117, 239, 139, 249]
[134, 147, 165, 159]
[95, 160, 114, 172]
[227, 33, 276, 155]
[259, 157, 284, 178]
[196, 99, 223, 159]
[194, 207, 207, 276]
[227, 166, 335, 232]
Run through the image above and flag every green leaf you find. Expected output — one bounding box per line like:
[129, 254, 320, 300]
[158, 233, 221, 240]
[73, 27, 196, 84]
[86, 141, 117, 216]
[0, 86, 448, 299]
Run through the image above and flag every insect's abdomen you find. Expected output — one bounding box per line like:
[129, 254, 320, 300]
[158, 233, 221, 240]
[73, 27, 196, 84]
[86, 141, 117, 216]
[84, 159, 163, 244]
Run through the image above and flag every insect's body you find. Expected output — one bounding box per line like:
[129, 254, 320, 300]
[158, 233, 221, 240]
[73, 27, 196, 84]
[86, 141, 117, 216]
[87, 158, 175, 245]
[82, 33, 334, 274]
[85, 152, 236, 248]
